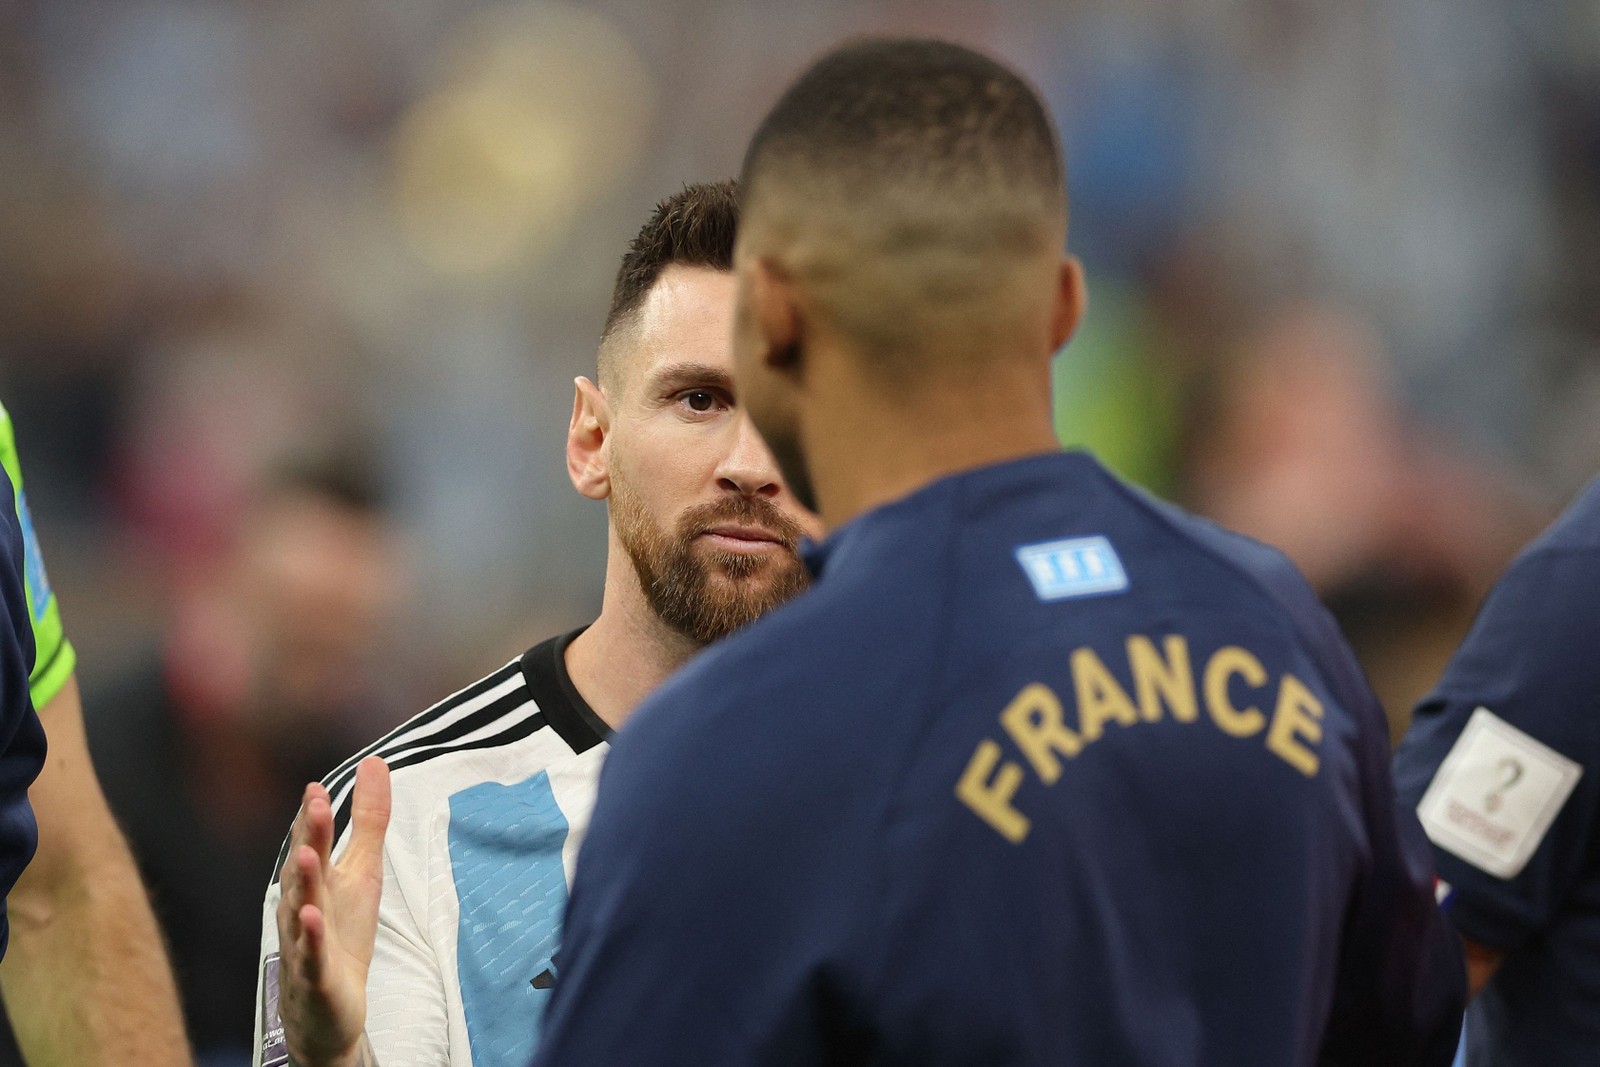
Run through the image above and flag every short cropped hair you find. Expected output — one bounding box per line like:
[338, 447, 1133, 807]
[598, 180, 740, 385]
[739, 38, 1066, 368]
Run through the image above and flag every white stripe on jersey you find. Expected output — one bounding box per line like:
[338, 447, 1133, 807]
[320, 673, 530, 835]
[269, 662, 531, 886]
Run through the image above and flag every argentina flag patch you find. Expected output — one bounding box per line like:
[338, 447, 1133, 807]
[1014, 535, 1128, 602]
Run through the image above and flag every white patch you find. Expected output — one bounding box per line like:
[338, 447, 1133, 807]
[1435, 878, 1453, 906]
[1416, 707, 1583, 880]
[1014, 536, 1128, 602]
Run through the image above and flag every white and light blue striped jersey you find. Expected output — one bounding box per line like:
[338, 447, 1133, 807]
[253, 630, 610, 1067]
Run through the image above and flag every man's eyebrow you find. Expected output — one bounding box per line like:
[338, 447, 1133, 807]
[647, 361, 735, 392]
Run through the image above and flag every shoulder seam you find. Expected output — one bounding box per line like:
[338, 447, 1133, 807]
[1104, 477, 1337, 661]
[318, 660, 525, 790]
[268, 658, 543, 886]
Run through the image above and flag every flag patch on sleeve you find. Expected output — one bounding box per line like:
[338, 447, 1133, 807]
[1014, 536, 1128, 602]
[1416, 707, 1583, 880]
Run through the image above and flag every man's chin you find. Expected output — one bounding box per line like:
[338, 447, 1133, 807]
[700, 561, 779, 593]
[698, 553, 809, 605]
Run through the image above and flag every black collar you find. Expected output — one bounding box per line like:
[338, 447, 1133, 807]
[519, 627, 611, 753]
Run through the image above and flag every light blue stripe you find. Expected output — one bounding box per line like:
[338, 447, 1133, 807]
[448, 771, 570, 1065]
[14, 487, 50, 622]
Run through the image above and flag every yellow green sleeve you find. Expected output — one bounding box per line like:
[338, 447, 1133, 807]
[0, 402, 76, 709]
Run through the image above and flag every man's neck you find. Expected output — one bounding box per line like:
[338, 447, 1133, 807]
[802, 350, 1062, 531]
[563, 541, 701, 731]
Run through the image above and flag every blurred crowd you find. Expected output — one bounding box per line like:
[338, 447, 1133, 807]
[1, 0, 1598, 1061]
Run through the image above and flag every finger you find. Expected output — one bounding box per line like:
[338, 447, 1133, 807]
[342, 757, 392, 875]
[296, 842, 328, 918]
[306, 784, 336, 864]
[279, 783, 320, 897]
[298, 902, 328, 986]
[277, 879, 304, 950]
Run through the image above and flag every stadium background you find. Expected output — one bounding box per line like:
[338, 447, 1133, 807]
[0, 0, 1597, 1062]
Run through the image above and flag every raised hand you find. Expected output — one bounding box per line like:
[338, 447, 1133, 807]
[276, 757, 391, 1067]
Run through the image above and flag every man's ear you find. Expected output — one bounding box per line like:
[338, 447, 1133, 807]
[567, 376, 611, 500]
[1049, 255, 1088, 352]
[749, 257, 803, 374]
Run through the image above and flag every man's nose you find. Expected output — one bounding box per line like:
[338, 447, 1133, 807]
[715, 413, 782, 498]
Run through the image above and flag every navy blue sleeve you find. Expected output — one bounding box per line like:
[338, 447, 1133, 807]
[1189, 527, 1464, 1062]
[1394, 548, 1600, 951]
[1319, 627, 1465, 1065]
[532, 657, 879, 1067]
[1253, 562, 1465, 1065]
[0, 467, 45, 963]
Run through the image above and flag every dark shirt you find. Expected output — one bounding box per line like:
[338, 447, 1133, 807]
[1395, 475, 1600, 1066]
[536, 451, 1465, 1066]
[0, 462, 44, 965]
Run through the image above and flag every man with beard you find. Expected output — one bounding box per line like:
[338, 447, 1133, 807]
[254, 180, 819, 1067]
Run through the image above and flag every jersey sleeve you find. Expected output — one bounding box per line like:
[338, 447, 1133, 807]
[0, 402, 76, 709]
[253, 812, 453, 1067]
[1394, 548, 1600, 952]
[253, 879, 289, 1067]
[0, 448, 47, 964]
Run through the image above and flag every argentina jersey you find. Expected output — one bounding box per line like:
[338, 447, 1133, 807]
[253, 630, 609, 1067]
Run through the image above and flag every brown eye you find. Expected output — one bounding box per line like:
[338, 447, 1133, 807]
[684, 391, 716, 412]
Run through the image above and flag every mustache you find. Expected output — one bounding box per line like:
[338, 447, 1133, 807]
[679, 496, 808, 551]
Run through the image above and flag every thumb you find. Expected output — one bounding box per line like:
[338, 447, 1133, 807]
[343, 756, 392, 874]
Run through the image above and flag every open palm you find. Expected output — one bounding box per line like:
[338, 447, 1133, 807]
[276, 757, 391, 1067]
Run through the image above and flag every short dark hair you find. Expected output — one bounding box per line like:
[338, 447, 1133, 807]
[736, 39, 1066, 369]
[741, 38, 1062, 217]
[598, 180, 740, 382]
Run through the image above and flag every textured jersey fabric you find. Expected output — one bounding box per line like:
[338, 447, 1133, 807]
[536, 451, 1464, 1067]
[254, 631, 609, 1067]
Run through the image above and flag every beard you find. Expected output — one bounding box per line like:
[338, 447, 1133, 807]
[611, 480, 812, 645]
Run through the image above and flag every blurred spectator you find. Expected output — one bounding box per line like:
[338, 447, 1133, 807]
[0, 457, 408, 1067]
[1186, 302, 1547, 737]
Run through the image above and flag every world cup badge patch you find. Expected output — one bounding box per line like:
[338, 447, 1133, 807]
[1416, 707, 1583, 879]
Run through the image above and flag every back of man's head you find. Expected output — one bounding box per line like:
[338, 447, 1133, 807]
[598, 179, 740, 387]
[739, 38, 1067, 373]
